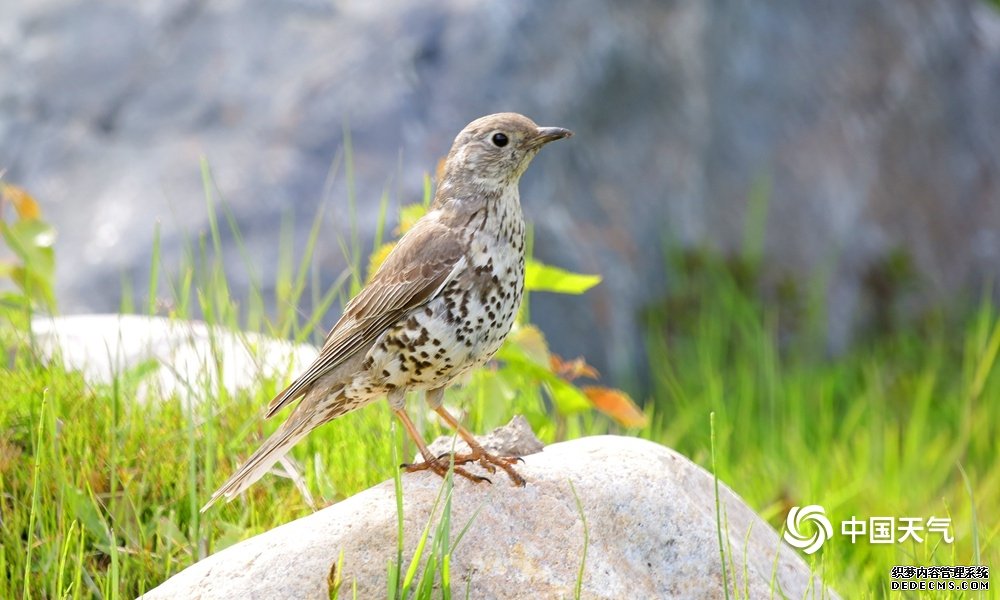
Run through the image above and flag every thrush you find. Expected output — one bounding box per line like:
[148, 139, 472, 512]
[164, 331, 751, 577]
[202, 113, 571, 510]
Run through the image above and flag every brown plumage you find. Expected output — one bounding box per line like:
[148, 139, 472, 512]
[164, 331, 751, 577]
[202, 113, 571, 510]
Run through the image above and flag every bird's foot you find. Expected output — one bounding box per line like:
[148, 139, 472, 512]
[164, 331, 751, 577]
[401, 457, 491, 484]
[450, 450, 526, 487]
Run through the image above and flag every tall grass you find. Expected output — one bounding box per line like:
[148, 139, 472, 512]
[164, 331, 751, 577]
[645, 248, 999, 598]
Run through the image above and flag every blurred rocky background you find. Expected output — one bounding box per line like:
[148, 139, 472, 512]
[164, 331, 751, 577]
[2, 0, 999, 386]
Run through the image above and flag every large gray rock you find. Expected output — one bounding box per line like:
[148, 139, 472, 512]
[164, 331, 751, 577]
[143, 431, 837, 599]
[3, 0, 1000, 381]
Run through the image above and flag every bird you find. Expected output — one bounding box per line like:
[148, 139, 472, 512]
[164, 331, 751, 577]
[202, 113, 572, 510]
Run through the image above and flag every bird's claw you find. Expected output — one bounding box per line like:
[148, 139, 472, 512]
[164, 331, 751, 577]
[405, 449, 524, 486]
[403, 456, 492, 485]
[453, 451, 526, 487]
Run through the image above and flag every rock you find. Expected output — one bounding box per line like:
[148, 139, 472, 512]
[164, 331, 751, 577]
[31, 314, 316, 403]
[422, 414, 545, 460]
[4, 0, 999, 383]
[143, 430, 837, 599]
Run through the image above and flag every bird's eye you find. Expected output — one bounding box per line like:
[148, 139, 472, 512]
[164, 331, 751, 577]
[491, 132, 509, 147]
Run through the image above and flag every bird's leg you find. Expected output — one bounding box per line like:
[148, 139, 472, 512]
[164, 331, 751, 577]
[432, 405, 526, 487]
[392, 407, 489, 484]
[419, 388, 489, 467]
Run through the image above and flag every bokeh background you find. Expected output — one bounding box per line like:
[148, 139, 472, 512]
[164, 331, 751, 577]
[3, 0, 1000, 383]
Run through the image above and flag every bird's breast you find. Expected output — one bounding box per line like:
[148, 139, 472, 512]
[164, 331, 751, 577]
[364, 226, 525, 392]
[362, 195, 527, 392]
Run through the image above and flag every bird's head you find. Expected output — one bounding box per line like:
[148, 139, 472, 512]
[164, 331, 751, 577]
[439, 113, 572, 192]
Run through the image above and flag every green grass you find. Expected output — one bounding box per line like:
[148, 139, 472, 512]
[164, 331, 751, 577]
[2, 167, 998, 598]
[5, 265, 996, 598]
[643, 252, 999, 598]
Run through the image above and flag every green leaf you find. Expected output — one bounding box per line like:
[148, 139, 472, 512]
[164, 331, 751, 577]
[65, 488, 112, 550]
[1, 219, 57, 310]
[155, 516, 189, 552]
[506, 324, 550, 365]
[10, 265, 56, 311]
[544, 376, 593, 415]
[2, 218, 57, 255]
[0, 293, 32, 331]
[1, 220, 56, 280]
[0, 291, 31, 310]
[495, 345, 592, 415]
[525, 259, 601, 294]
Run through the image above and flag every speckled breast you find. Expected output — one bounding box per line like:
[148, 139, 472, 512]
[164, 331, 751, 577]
[369, 209, 525, 392]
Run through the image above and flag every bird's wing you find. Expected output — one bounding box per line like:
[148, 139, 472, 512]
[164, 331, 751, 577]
[265, 216, 466, 417]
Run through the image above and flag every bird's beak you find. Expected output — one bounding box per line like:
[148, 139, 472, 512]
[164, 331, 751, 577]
[530, 126, 573, 148]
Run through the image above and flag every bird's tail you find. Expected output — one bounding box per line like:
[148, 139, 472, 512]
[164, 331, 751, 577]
[201, 399, 329, 512]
